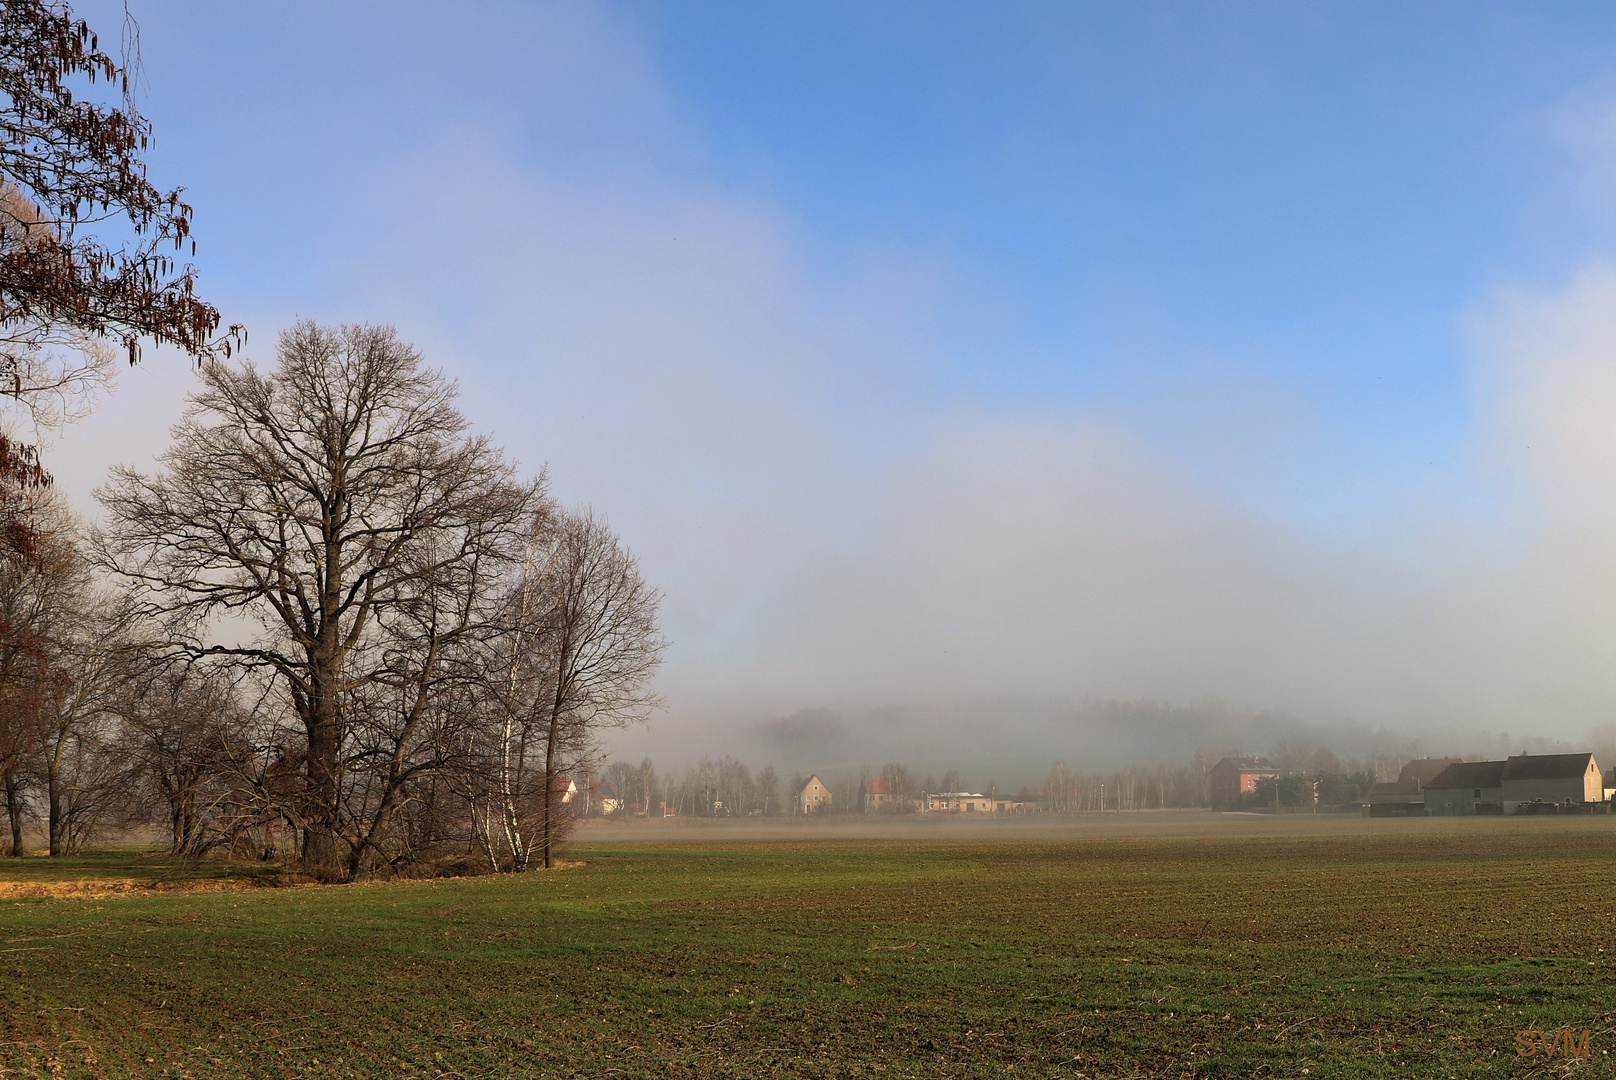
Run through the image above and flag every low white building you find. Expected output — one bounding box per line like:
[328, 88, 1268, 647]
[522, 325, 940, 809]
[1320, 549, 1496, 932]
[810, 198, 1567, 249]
[924, 791, 992, 812]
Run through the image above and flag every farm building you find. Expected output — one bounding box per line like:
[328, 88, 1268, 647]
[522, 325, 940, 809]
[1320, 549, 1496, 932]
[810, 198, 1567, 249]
[796, 774, 832, 814]
[1422, 759, 1506, 815]
[1422, 753, 1604, 814]
[1500, 753, 1601, 810]
[1366, 758, 1461, 817]
[917, 791, 1038, 813]
[1208, 756, 1278, 807]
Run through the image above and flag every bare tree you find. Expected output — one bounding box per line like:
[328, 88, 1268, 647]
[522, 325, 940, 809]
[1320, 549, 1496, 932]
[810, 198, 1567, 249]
[0, 448, 83, 854]
[95, 322, 540, 880]
[879, 762, 913, 811]
[637, 756, 656, 816]
[757, 763, 778, 816]
[35, 589, 133, 855]
[498, 508, 664, 869]
[601, 759, 639, 814]
[114, 662, 265, 857]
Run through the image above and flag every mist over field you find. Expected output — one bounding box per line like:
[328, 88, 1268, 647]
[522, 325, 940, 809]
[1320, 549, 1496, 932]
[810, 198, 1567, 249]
[618, 695, 1616, 789]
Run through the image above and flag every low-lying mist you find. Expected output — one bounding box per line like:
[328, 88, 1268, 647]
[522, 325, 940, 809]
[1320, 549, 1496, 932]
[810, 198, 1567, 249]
[610, 695, 1616, 793]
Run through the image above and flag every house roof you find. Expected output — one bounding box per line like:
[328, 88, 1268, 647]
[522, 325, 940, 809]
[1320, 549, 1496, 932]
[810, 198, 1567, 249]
[797, 774, 827, 795]
[1369, 780, 1421, 796]
[1212, 756, 1276, 773]
[1397, 758, 1461, 787]
[1424, 760, 1506, 790]
[863, 777, 893, 795]
[590, 780, 618, 799]
[1501, 753, 1595, 781]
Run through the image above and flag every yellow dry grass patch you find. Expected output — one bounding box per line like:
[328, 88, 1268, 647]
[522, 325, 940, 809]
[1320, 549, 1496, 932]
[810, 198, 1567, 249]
[0, 877, 257, 901]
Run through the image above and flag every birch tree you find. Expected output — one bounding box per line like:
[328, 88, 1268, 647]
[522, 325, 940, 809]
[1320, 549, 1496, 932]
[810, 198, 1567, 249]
[497, 508, 664, 869]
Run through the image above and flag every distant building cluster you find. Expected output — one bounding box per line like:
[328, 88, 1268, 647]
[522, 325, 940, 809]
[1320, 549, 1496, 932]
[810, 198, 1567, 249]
[592, 752, 1616, 822]
[1198, 751, 1616, 815]
[787, 774, 1045, 815]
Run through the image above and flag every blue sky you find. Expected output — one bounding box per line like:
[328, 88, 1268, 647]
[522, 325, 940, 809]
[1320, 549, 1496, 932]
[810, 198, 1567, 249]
[634, 1, 1616, 517]
[45, 2, 1616, 753]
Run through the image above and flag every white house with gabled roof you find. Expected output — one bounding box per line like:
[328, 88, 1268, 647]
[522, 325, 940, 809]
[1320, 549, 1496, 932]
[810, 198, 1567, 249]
[796, 774, 832, 814]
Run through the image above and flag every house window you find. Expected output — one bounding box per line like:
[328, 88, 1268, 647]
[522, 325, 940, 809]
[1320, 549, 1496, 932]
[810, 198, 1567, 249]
[1473, 789, 1481, 797]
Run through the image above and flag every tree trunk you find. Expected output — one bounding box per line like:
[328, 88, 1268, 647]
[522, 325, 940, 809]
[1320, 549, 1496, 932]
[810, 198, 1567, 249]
[301, 732, 342, 879]
[46, 761, 63, 856]
[2, 768, 23, 856]
[499, 710, 526, 872]
[542, 702, 560, 870]
[302, 655, 345, 881]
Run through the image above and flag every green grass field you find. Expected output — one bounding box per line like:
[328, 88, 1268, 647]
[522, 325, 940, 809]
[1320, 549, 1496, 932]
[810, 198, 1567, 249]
[1, 815, 1613, 1078]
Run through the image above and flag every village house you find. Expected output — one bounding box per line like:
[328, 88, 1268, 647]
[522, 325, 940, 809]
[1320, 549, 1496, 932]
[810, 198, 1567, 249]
[1207, 756, 1278, 807]
[1366, 758, 1460, 817]
[796, 774, 832, 814]
[587, 779, 621, 816]
[861, 776, 896, 811]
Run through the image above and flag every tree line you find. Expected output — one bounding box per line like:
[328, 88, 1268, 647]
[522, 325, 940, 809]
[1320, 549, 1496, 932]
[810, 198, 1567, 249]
[590, 756, 784, 818]
[0, 323, 665, 881]
[599, 746, 1398, 817]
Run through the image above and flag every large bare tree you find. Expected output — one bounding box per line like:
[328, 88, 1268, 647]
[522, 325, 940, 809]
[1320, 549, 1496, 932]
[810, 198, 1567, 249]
[95, 323, 540, 880]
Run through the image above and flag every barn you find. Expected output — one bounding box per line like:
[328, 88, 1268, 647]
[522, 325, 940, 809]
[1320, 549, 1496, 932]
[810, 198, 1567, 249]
[1500, 753, 1602, 811]
[1422, 759, 1506, 816]
[1423, 753, 1604, 815]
